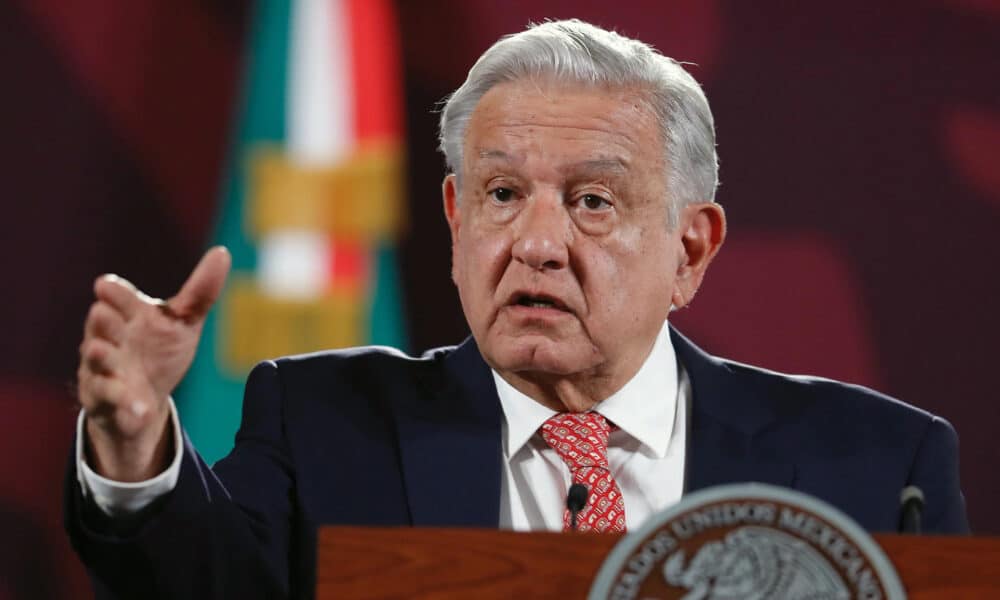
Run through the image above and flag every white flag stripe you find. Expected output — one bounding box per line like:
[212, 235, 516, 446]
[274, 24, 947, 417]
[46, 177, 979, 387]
[260, 0, 354, 297]
[287, 0, 354, 164]
[258, 230, 332, 298]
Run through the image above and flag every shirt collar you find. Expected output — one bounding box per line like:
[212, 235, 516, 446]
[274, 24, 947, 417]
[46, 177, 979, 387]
[493, 320, 679, 460]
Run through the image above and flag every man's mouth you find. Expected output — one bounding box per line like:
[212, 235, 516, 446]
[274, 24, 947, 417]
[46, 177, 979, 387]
[512, 294, 569, 311]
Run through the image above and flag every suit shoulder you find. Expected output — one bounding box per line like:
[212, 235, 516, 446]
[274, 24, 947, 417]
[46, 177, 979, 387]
[243, 344, 463, 425]
[671, 326, 942, 432]
[237, 345, 460, 402]
[718, 357, 937, 429]
[265, 343, 458, 374]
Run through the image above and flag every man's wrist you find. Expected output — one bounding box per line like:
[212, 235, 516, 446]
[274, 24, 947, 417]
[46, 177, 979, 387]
[84, 405, 173, 482]
[76, 397, 184, 516]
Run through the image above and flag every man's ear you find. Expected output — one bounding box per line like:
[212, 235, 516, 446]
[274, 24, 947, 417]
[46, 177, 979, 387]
[672, 202, 726, 310]
[442, 174, 462, 283]
[442, 174, 461, 242]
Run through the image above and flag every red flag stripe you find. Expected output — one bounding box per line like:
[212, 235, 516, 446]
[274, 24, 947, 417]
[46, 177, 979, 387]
[345, 0, 403, 142]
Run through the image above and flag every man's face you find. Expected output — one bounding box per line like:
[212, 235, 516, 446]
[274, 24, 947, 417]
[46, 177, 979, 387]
[444, 79, 694, 404]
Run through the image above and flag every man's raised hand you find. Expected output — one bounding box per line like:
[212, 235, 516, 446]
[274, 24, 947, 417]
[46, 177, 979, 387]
[78, 247, 231, 482]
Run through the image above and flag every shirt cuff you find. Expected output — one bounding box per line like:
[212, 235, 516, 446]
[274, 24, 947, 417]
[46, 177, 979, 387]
[76, 397, 184, 517]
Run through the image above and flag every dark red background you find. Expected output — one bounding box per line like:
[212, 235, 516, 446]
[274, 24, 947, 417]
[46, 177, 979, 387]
[1, 1, 997, 597]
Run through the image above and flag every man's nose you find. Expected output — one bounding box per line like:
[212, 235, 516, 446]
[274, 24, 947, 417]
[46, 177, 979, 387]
[511, 194, 570, 271]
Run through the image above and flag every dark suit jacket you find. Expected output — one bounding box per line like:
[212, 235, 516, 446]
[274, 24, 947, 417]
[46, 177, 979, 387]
[65, 327, 969, 599]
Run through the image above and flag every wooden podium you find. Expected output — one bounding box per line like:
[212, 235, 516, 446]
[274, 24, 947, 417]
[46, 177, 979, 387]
[317, 527, 1000, 599]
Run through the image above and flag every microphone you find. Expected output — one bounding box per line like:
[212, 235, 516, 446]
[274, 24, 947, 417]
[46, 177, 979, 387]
[899, 485, 925, 534]
[567, 483, 588, 531]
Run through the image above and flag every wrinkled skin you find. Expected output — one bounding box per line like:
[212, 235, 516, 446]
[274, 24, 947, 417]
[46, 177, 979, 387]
[444, 78, 725, 412]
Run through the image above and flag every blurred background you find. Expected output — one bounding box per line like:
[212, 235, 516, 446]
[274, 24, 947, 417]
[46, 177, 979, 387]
[1, 0, 997, 596]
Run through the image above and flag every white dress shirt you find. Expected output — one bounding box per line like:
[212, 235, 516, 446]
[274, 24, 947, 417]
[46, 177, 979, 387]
[495, 320, 688, 531]
[78, 320, 688, 528]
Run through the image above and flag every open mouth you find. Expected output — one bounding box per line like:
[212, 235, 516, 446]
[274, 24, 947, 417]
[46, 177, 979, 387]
[513, 294, 568, 311]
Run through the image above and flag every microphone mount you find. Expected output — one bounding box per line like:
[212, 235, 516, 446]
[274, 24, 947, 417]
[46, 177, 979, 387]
[899, 485, 925, 534]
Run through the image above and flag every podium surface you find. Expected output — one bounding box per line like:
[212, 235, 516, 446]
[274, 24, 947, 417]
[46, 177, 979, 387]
[317, 527, 1000, 599]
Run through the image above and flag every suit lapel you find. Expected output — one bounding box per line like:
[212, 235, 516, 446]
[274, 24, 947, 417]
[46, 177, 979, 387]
[392, 337, 504, 527]
[392, 328, 795, 525]
[671, 327, 796, 493]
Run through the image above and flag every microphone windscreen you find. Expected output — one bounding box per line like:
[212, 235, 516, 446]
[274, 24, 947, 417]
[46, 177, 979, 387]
[567, 483, 588, 512]
[900, 485, 924, 507]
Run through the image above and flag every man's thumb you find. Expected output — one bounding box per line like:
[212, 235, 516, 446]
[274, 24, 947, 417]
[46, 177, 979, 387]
[167, 246, 232, 320]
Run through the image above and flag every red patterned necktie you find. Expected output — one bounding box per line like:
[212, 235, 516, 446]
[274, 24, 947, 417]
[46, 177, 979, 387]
[540, 412, 627, 533]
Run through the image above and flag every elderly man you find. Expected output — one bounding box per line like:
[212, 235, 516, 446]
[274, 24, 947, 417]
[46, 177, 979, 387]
[68, 19, 968, 599]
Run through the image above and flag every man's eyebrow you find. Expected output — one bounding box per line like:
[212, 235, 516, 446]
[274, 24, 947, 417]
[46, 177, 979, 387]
[476, 148, 516, 163]
[565, 158, 628, 174]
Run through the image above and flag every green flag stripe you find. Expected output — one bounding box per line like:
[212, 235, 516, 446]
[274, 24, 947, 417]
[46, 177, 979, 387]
[177, 0, 291, 464]
[368, 242, 408, 348]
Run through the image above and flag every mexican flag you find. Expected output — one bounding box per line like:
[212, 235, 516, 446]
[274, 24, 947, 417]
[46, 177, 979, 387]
[179, 0, 408, 463]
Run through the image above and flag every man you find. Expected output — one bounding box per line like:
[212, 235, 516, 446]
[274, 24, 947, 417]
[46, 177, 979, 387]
[68, 19, 968, 599]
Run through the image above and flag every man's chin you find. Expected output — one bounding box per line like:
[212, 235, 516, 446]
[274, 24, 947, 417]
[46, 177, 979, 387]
[481, 335, 601, 377]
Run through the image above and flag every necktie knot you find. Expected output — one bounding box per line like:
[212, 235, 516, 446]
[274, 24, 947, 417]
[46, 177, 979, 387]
[540, 412, 612, 471]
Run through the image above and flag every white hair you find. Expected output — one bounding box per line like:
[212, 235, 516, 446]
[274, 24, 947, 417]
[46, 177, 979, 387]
[438, 19, 719, 226]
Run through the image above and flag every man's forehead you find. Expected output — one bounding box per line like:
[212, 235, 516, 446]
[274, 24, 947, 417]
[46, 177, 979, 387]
[461, 81, 664, 173]
[471, 148, 631, 175]
[471, 80, 653, 131]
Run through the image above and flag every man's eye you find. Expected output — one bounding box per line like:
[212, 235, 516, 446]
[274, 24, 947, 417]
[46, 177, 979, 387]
[580, 194, 611, 210]
[489, 187, 515, 203]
